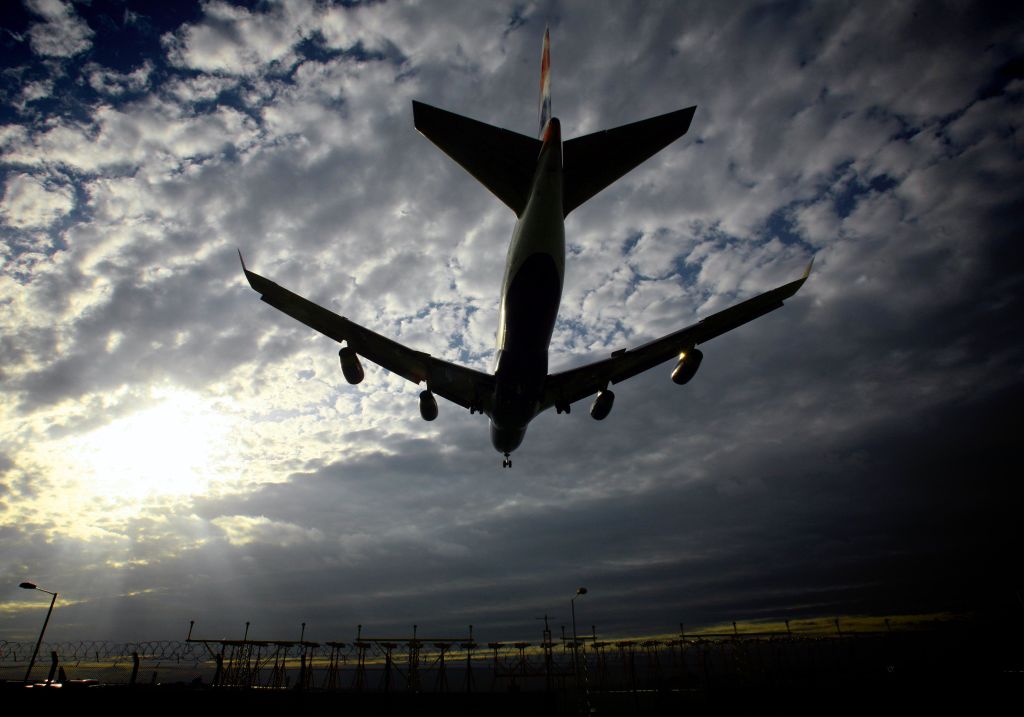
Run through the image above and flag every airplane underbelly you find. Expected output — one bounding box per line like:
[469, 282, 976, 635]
[490, 422, 527, 453]
[490, 252, 559, 437]
[500, 252, 562, 355]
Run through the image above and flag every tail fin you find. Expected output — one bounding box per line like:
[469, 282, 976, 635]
[411, 28, 552, 217]
[414, 26, 696, 220]
[538, 27, 552, 137]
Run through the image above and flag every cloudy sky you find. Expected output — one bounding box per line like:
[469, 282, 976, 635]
[1, 0, 1021, 644]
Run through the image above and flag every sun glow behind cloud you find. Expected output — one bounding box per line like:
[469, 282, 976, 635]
[28, 389, 242, 537]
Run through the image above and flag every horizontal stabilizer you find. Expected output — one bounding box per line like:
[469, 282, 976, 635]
[413, 101, 542, 216]
[562, 106, 697, 215]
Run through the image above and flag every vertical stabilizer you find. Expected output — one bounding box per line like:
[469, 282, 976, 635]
[538, 27, 552, 137]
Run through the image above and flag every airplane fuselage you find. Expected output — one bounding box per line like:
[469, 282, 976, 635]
[489, 119, 564, 455]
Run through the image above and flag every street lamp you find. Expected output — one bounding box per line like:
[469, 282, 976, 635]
[19, 582, 58, 685]
[570, 587, 587, 684]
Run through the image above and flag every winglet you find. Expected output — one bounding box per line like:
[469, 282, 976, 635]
[763, 256, 815, 304]
[803, 255, 815, 280]
[238, 248, 262, 292]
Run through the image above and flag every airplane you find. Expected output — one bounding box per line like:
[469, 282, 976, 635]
[241, 29, 811, 468]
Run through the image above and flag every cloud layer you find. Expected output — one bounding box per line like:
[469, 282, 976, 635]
[1, 1, 1021, 643]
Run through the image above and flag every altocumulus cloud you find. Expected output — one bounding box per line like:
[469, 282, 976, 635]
[0, 0, 1021, 643]
[1, 173, 74, 229]
[24, 0, 94, 58]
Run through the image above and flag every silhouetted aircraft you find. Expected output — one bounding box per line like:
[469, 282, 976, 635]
[242, 29, 811, 467]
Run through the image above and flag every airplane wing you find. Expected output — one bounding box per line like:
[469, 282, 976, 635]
[239, 252, 494, 414]
[540, 260, 813, 412]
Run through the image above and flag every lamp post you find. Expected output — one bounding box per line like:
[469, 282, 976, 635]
[570, 587, 587, 684]
[19, 582, 58, 685]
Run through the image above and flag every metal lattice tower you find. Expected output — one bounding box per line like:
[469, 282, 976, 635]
[352, 624, 369, 692]
[322, 641, 346, 690]
[461, 625, 477, 693]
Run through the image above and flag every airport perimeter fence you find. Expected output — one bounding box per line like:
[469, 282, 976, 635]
[1, 621, 1010, 692]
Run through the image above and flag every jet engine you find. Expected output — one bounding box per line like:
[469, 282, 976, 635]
[419, 389, 438, 421]
[670, 348, 703, 385]
[590, 389, 615, 421]
[338, 347, 365, 384]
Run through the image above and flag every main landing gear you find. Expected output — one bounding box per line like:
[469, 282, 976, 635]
[502, 453, 512, 468]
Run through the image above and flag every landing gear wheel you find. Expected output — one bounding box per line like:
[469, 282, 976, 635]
[502, 454, 512, 468]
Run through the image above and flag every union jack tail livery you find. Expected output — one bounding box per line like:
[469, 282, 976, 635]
[539, 27, 552, 137]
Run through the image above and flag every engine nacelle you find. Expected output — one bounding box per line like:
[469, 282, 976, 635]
[590, 389, 615, 421]
[671, 347, 703, 385]
[419, 389, 438, 421]
[339, 347, 365, 384]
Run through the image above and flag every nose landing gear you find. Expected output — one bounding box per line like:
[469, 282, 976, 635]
[502, 453, 512, 468]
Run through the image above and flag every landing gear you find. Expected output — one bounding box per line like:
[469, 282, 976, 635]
[502, 453, 512, 468]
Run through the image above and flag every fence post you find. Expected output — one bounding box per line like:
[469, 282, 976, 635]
[130, 651, 140, 685]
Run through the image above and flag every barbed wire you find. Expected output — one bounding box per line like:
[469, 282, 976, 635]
[1, 640, 209, 662]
